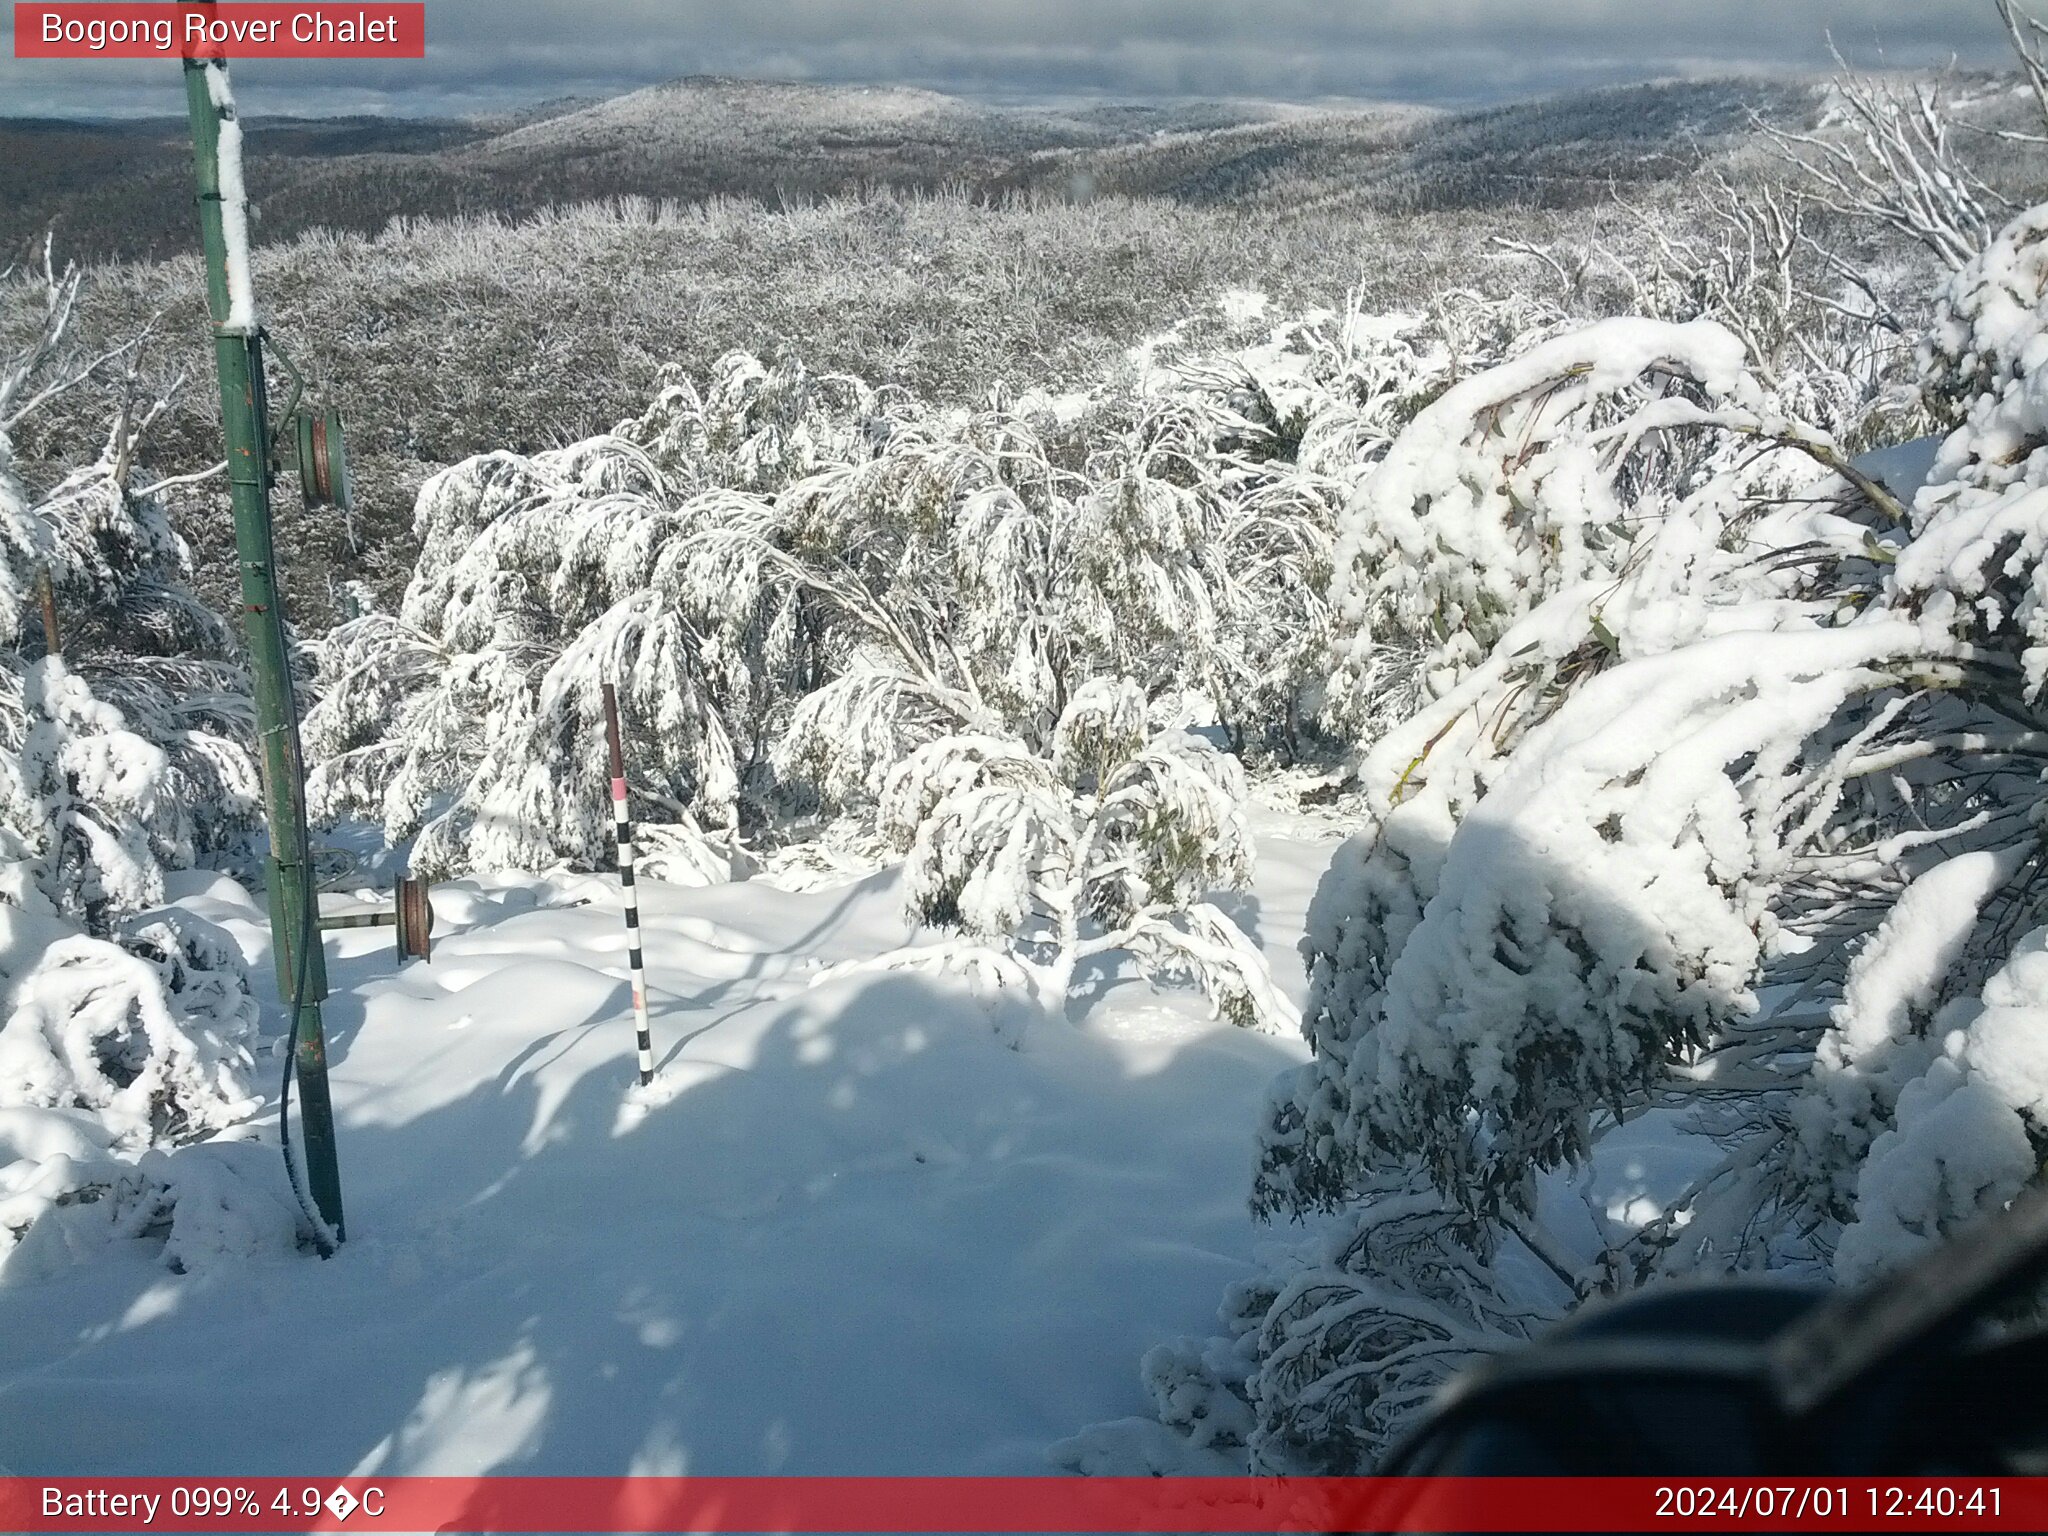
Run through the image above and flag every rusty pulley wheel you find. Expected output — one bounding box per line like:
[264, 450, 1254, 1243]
[395, 875, 434, 962]
[294, 405, 353, 511]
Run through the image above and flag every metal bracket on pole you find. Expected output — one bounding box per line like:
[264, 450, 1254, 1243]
[265, 338, 306, 470]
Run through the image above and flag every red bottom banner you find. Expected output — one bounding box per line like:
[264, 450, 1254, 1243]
[2, 1476, 2043, 1533]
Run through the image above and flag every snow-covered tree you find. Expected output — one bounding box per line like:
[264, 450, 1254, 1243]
[1101, 207, 2036, 1469]
[306, 433, 775, 881]
[0, 656, 180, 927]
[623, 352, 904, 496]
[1252, 314, 1920, 1242]
[1799, 187, 2048, 1284]
[313, 284, 1626, 895]
[314, 324, 1421, 874]
[839, 678, 1291, 1028]
[1761, 53, 1999, 276]
[0, 248, 276, 1278]
[0, 245, 257, 924]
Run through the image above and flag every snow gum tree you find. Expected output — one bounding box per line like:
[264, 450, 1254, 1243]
[1090, 211, 2048, 1471]
[0, 248, 269, 1276]
[307, 434, 767, 882]
[306, 322, 1518, 1041]
[315, 315, 1481, 877]
[1814, 194, 2048, 1282]
[843, 678, 1291, 1029]
[0, 249, 257, 923]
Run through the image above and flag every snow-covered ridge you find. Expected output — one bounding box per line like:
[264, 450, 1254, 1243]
[479, 77, 988, 153]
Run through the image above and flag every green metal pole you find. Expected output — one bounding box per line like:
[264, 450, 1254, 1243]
[181, 50, 345, 1242]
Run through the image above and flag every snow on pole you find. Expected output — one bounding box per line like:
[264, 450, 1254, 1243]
[200, 62, 259, 336]
[603, 683, 655, 1086]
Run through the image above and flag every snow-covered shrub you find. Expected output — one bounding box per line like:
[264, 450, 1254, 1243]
[1324, 316, 1766, 730]
[0, 905, 258, 1149]
[1238, 1185, 1559, 1472]
[1829, 923, 2048, 1283]
[1104, 225, 2035, 1467]
[1792, 187, 2048, 1283]
[622, 352, 904, 496]
[312, 287, 1626, 895]
[317, 319, 1447, 874]
[1293, 308, 1921, 1227]
[0, 897, 271, 1275]
[0, 250, 258, 923]
[0, 249, 273, 1279]
[0, 657, 178, 927]
[773, 295, 1590, 792]
[1055, 1178, 1561, 1475]
[1775, 846, 2029, 1259]
[1906, 204, 2048, 689]
[1, 1131, 303, 1282]
[33, 449, 257, 870]
[1304, 431, 1925, 1215]
[842, 678, 1291, 1029]
[318, 290, 1635, 884]
[765, 396, 1340, 793]
[307, 435, 771, 880]
[1529, 175, 1936, 457]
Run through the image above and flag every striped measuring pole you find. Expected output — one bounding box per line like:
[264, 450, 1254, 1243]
[602, 684, 655, 1086]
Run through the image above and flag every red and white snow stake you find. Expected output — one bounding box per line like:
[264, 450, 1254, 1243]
[602, 684, 655, 1087]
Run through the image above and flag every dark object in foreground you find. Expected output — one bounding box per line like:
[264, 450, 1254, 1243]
[1384, 1185, 2048, 1477]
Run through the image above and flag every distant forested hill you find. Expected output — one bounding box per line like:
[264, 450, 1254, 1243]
[0, 72, 1900, 630]
[0, 74, 1821, 265]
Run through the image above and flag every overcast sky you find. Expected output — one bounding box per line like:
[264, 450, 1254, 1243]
[0, 0, 2022, 119]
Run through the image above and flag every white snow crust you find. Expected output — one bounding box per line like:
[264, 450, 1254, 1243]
[205, 65, 259, 335]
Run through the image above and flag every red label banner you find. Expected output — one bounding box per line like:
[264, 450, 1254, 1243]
[13, 4, 426, 59]
[0, 1476, 2044, 1532]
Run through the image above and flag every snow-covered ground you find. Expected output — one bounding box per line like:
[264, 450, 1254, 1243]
[0, 819, 1341, 1476]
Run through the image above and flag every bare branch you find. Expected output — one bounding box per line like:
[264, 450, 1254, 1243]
[1755, 54, 1994, 272]
[1999, 0, 2048, 134]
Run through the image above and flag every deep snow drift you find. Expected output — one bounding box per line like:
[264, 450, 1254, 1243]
[0, 814, 1334, 1476]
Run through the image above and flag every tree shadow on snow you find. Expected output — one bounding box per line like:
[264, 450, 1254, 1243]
[0, 939, 1302, 1485]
